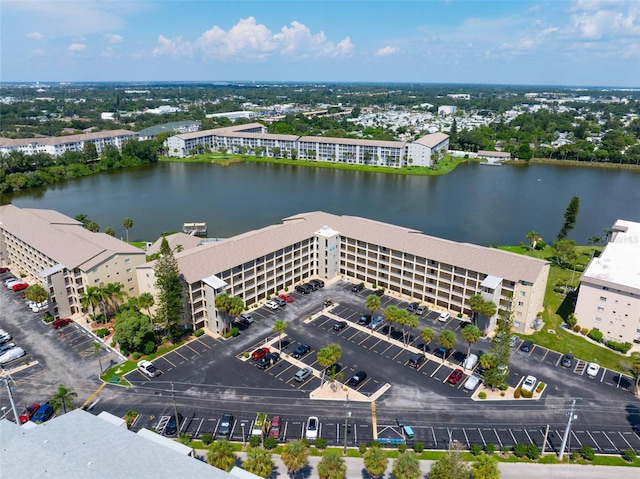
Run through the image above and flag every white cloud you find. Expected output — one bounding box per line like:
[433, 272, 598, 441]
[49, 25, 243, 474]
[152, 35, 193, 57]
[375, 46, 399, 57]
[30, 49, 46, 57]
[26, 31, 45, 41]
[68, 43, 87, 52]
[198, 17, 275, 59]
[105, 33, 123, 44]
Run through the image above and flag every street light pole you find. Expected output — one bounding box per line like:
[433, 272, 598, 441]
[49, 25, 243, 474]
[0, 375, 20, 423]
[171, 382, 180, 436]
[558, 399, 577, 460]
[343, 392, 351, 454]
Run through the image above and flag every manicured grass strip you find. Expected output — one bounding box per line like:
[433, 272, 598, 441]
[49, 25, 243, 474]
[99, 342, 183, 385]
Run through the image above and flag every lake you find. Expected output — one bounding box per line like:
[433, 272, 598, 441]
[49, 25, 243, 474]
[5, 161, 640, 246]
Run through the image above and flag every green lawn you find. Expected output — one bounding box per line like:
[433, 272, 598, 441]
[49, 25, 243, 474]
[99, 342, 183, 386]
[498, 245, 634, 374]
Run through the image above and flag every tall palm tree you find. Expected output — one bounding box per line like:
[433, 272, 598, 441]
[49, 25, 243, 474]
[25, 284, 48, 304]
[471, 453, 500, 479]
[281, 440, 309, 477]
[317, 343, 342, 385]
[80, 286, 101, 321]
[383, 305, 400, 340]
[242, 447, 274, 478]
[461, 324, 481, 359]
[438, 330, 456, 362]
[96, 284, 110, 321]
[104, 227, 115, 236]
[122, 217, 133, 242]
[273, 320, 287, 351]
[468, 294, 485, 325]
[525, 230, 539, 249]
[137, 292, 155, 322]
[49, 384, 77, 415]
[365, 294, 381, 333]
[317, 449, 346, 479]
[104, 282, 127, 314]
[420, 328, 435, 355]
[207, 440, 236, 472]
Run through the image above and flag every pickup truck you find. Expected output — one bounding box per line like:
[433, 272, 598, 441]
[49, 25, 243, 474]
[251, 412, 270, 437]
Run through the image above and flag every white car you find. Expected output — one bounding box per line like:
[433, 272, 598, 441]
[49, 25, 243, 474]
[586, 362, 600, 378]
[264, 300, 279, 310]
[464, 374, 481, 391]
[521, 375, 537, 393]
[305, 416, 319, 440]
[438, 312, 451, 322]
[5, 279, 23, 289]
[137, 360, 160, 378]
[0, 347, 25, 365]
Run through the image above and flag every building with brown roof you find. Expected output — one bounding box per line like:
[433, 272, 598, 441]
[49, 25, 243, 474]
[0, 205, 145, 318]
[137, 212, 548, 335]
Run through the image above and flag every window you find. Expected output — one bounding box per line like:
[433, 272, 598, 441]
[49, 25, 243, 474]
[513, 321, 521, 328]
[595, 317, 602, 322]
[517, 301, 524, 307]
[597, 306, 604, 312]
[126, 268, 132, 273]
[94, 278, 100, 284]
[124, 258, 130, 264]
[519, 291, 525, 297]
[516, 311, 522, 317]
[127, 278, 133, 283]
[599, 296, 607, 301]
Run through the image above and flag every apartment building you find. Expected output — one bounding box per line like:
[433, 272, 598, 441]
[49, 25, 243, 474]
[574, 219, 640, 344]
[0, 130, 138, 157]
[137, 212, 548, 335]
[0, 205, 145, 318]
[166, 123, 267, 156]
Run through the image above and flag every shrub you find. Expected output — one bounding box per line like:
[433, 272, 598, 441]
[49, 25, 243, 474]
[300, 438, 310, 447]
[413, 441, 424, 453]
[566, 314, 577, 329]
[194, 329, 204, 338]
[579, 445, 595, 461]
[43, 313, 54, 323]
[535, 240, 546, 250]
[143, 340, 155, 355]
[526, 444, 540, 460]
[606, 340, 632, 354]
[263, 437, 278, 450]
[513, 443, 527, 458]
[587, 329, 603, 342]
[96, 328, 109, 338]
[514, 388, 521, 399]
[248, 436, 261, 448]
[132, 352, 141, 360]
[520, 388, 533, 399]
[359, 443, 367, 454]
[569, 451, 579, 461]
[573, 324, 582, 333]
[201, 433, 213, 445]
[230, 327, 240, 337]
[580, 327, 589, 335]
[398, 443, 407, 453]
[369, 440, 380, 448]
[623, 448, 637, 462]
[536, 382, 546, 393]
[110, 340, 116, 348]
[478, 392, 487, 400]
[484, 443, 496, 455]
[315, 437, 328, 450]
[243, 352, 250, 358]
[457, 312, 463, 318]
[501, 446, 510, 456]
[470, 444, 483, 456]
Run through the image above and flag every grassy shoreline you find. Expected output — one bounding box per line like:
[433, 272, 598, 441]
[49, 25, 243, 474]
[507, 158, 640, 171]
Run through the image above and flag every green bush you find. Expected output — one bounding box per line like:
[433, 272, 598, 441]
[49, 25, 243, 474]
[536, 382, 546, 393]
[535, 240, 546, 250]
[580, 327, 589, 335]
[194, 329, 205, 337]
[520, 388, 533, 399]
[623, 448, 637, 462]
[579, 445, 595, 461]
[587, 329, 603, 342]
[143, 340, 155, 355]
[230, 327, 240, 337]
[43, 313, 54, 323]
[478, 392, 487, 400]
[470, 444, 483, 456]
[315, 437, 328, 450]
[513, 443, 527, 458]
[526, 444, 540, 460]
[201, 433, 213, 445]
[484, 443, 496, 454]
[96, 328, 109, 338]
[573, 324, 582, 333]
[606, 340, 632, 353]
[398, 443, 407, 453]
[248, 436, 261, 448]
[301, 438, 310, 448]
[263, 437, 278, 450]
[132, 352, 141, 360]
[514, 388, 521, 399]
[413, 441, 424, 453]
[566, 314, 577, 329]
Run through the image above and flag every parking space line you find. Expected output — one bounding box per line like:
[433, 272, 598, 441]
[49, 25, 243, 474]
[599, 368, 606, 382]
[478, 428, 486, 445]
[494, 429, 503, 448]
[430, 364, 443, 377]
[347, 330, 360, 341]
[555, 355, 562, 367]
[524, 429, 534, 445]
[571, 431, 582, 447]
[509, 430, 517, 445]
[462, 428, 470, 447]
[618, 432, 633, 450]
[601, 431, 617, 450]
[380, 343, 394, 356]
[183, 343, 199, 355]
[540, 349, 549, 362]
[392, 349, 405, 360]
[160, 355, 176, 368]
[196, 339, 212, 349]
[431, 427, 437, 448]
[174, 349, 189, 361]
[586, 431, 600, 450]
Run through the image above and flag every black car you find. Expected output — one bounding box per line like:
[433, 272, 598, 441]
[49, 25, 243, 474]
[561, 353, 573, 368]
[218, 413, 234, 437]
[357, 314, 372, 326]
[295, 284, 313, 294]
[406, 302, 419, 312]
[309, 279, 325, 289]
[333, 321, 347, 331]
[351, 283, 365, 293]
[257, 352, 281, 369]
[325, 363, 342, 376]
[347, 371, 367, 387]
[520, 340, 534, 352]
[407, 353, 425, 369]
[165, 413, 183, 436]
[375, 289, 385, 297]
[292, 344, 311, 358]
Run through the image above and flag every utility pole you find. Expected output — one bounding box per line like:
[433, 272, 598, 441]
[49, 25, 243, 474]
[171, 382, 180, 436]
[0, 375, 20, 423]
[343, 392, 351, 454]
[558, 399, 577, 460]
[542, 424, 550, 455]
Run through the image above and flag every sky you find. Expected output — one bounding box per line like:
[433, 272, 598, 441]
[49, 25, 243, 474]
[1, 0, 639, 87]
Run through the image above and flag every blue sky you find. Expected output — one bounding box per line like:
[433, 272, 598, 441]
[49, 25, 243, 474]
[1, 0, 639, 86]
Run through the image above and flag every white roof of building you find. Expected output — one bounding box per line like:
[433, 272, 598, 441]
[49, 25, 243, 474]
[413, 132, 449, 148]
[298, 136, 405, 148]
[581, 219, 640, 292]
[174, 123, 265, 141]
[0, 204, 144, 271]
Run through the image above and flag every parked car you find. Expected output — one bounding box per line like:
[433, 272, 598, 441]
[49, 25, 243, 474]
[434, 347, 449, 360]
[31, 404, 54, 423]
[295, 284, 308, 294]
[257, 352, 280, 370]
[509, 335, 520, 348]
[294, 367, 313, 382]
[269, 415, 282, 438]
[370, 316, 384, 330]
[0, 342, 16, 354]
[165, 413, 183, 436]
[325, 363, 342, 376]
[4, 278, 21, 288]
[351, 283, 365, 293]
[521, 375, 537, 393]
[0, 331, 12, 344]
[278, 293, 294, 303]
[309, 279, 325, 289]
[464, 375, 481, 391]
[240, 313, 254, 324]
[561, 353, 574, 368]
[375, 288, 385, 297]
[137, 360, 160, 378]
[333, 321, 347, 331]
[586, 362, 600, 378]
[264, 300, 279, 310]
[0, 346, 25, 365]
[272, 297, 287, 307]
[347, 371, 367, 388]
[416, 305, 427, 315]
[218, 413, 234, 437]
[357, 314, 372, 326]
[323, 298, 333, 308]
[306, 416, 319, 440]
[463, 353, 478, 370]
[447, 369, 464, 385]
[406, 302, 419, 313]
[12, 282, 29, 292]
[19, 403, 40, 424]
[251, 347, 270, 361]
[0, 267, 10, 273]
[292, 344, 310, 358]
[407, 353, 425, 369]
[52, 317, 72, 329]
[438, 311, 451, 322]
[31, 304, 48, 313]
[520, 340, 534, 352]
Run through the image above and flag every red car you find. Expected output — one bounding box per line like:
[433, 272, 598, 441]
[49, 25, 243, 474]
[0, 267, 9, 273]
[52, 318, 73, 329]
[278, 294, 294, 303]
[251, 347, 270, 361]
[269, 415, 282, 438]
[12, 282, 28, 292]
[447, 369, 464, 385]
[19, 403, 40, 424]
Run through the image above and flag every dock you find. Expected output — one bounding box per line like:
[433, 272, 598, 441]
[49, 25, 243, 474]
[183, 222, 207, 236]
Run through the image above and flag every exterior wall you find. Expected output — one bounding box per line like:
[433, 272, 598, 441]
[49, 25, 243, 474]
[405, 143, 432, 167]
[0, 132, 138, 157]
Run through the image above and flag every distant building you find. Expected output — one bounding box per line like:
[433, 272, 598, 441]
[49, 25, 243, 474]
[447, 94, 470, 100]
[205, 111, 258, 121]
[146, 105, 180, 115]
[137, 121, 200, 141]
[0, 130, 137, 157]
[574, 219, 640, 345]
[438, 105, 457, 116]
[477, 150, 511, 161]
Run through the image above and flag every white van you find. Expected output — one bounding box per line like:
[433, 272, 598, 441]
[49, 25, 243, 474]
[0, 347, 25, 365]
[463, 353, 478, 370]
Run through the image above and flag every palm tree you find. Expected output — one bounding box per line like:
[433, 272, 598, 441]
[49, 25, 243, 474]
[630, 352, 640, 397]
[400, 313, 418, 347]
[363, 444, 388, 477]
[207, 440, 236, 472]
[273, 320, 287, 351]
[80, 286, 101, 321]
[104, 227, 115, 236]
[281, 440, 309, 477]
[215, 293, 230, 333]
[365, 294, 381, 332]
[25, 284, 48, 304]
[420, 328, 435, 355]
[383, 305, 400, 340]
[461, 324, 481, 359]
[525, 230, 539, 249]
[392, 451, 421, 479]
[438, 330, 456, 362]
[479, 353, 494, 371]
[471, 453, 500, 479]
[49, 384, 77, 415]
[317, 343, 342, 385]
[317, 449, 346, 479]
[96, 284, 110, 321]
[137, 292, 155, 322]
[86, 221, 100, 232]
[242, 447, 274, 478]
[122, 217, 133, 242]
[468, 294, 485, 325]
[104, 282, 127, 314]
